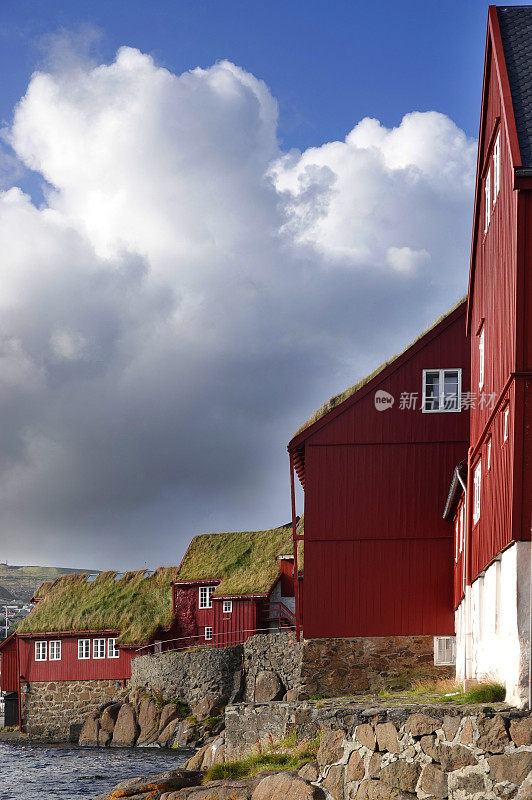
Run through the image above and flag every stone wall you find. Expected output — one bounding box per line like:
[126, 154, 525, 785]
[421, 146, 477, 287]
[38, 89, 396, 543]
[130, 645, 244, 709]
[21, 679, 121, 741]
[223, 700, 532, 798]
[300, 636, 451, 698]
[243, 631, 303, 702]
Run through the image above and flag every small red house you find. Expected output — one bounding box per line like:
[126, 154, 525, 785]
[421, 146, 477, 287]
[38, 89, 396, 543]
[288, 300, 470, 659]
[169, 525, 297, 651]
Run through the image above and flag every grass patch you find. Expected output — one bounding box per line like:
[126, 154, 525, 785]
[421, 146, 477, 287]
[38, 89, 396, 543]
[378, 678, 506, 706]
[204, 733, 321, 781]
[463, 682, 506, 704]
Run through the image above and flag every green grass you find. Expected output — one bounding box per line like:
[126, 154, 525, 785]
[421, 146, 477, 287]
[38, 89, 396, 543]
[378, 678, 506, 706]
[204, 733, 321, 781]
[16, 567, 178, 645]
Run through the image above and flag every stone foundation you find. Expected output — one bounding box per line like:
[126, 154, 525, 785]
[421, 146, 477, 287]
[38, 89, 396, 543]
[243, 632, 303, 701]
[21, 679, 124, 741]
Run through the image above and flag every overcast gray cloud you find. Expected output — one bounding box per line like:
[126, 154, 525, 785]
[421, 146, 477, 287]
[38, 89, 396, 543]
[0, 48, 475, 569]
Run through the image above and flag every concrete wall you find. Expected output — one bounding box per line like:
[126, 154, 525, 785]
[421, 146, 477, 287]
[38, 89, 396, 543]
[456, 541, 530, 707]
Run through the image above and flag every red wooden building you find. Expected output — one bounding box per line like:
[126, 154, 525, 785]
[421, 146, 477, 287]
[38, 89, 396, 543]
[449, 5, 532, 706]
[288, 300, 470, 650]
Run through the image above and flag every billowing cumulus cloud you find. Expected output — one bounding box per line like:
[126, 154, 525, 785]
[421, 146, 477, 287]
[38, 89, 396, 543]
[0, 48, 476, 568]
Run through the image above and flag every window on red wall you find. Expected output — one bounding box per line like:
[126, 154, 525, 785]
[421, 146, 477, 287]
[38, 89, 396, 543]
[493, 131, 500, 201]
[484, 168, 491, 233]
[199, 586, 215, 609]
[503, 405, 510, 443]
[473, 460, 482, 525]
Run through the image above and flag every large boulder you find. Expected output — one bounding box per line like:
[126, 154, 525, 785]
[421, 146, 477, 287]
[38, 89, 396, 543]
[137, 697, 160, 745]
[78, 711, 100, 747]
[159, 703, 183, 733]
[93, 769, 201, 800]
[111, 703, 140, 747]
[100, 702, 122, 733]
[253, 671, 285, 703]
[251, 772, 326, 800]
[158, 718, 181, 747]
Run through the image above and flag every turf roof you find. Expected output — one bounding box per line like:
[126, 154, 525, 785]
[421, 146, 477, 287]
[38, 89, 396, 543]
[175, 525, 293, 596]
[17, 567, 178, 645]
[292, 297, 467, 439]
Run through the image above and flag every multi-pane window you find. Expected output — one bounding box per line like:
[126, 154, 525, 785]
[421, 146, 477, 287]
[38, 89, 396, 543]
[473, 460, 482, 525]
[93, 638, 106, 659]
[493, 131, 500, 201]
[223, 600, 233, 613]
[199, 586, 215, 609]
[35, 641, 47, 661]
[503, 405, 510, 442]
[478, 326, 485, 391]
[108, 638, 119, 659]
[422, 369, 461, 412]
[49, 640, 61, 660]
[485, 168, 491, 232]
[78, 639, 90, 659]
[204, 626, 213, 641]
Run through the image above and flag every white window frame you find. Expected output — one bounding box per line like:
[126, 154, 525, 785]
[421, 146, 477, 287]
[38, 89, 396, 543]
[459, 503, 465, 554]
[108, 638, 119, 659]
[455, 516, 459, 563]
[422, 369, 462, 413]
[204, 626, 213, 641]
[35, 640, 47, 661]
[199, 586, 215, 609]
[485, 167, 491, 232]
[93, 638, 106, 659]
[434, 636, 456, 666]
[503, 405, 510, 442]
[78, 638, 90, 660]
[49, 640, 61, 661]
[493, 131, 500, 202]
[478, 326, 485, 391]
[223, 600, 233, 614]
[487, 437, 492, 470]
[473, 459, 482, 525]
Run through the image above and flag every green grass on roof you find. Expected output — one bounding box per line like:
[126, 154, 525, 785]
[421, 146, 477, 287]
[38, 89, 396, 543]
[17, 567, 178, 645]
[293, 297, 467, 439]
[276, 518, 304, 572]
[176, 526, 293, 596]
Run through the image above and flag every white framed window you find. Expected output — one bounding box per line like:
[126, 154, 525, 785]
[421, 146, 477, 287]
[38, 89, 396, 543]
[478, 326, 485, 391]
[204, 626, 213, 641]
[422, 369, 462, 412]
[199, 586, 215, 609]
[108, 638, 119, 659]
[434, 636, 456, 666]
[455, 516, 459, 562]
[459, 503, 465, 554]
[473, 459, 482, 525]
[35, 640, 47, 661]
[78, 638, 90, 659]
[503, 405, 510, 442]
[487, 437, 492, 470]
[49, 640, 61, 661]
[485, 167, 491, 232]
[493, 131, 500, 202]
[93, 638, 106, 659]
[223, 600, 233, 613]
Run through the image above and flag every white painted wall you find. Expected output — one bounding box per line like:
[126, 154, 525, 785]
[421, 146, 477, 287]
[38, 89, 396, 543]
[455, 541, 530, 707]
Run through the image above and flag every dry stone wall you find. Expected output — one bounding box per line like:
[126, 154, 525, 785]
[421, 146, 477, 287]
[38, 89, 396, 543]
[243, 632, 303, 701]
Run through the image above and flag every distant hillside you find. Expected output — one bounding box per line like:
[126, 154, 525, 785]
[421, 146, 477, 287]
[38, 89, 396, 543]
[0, 564, 99, 603]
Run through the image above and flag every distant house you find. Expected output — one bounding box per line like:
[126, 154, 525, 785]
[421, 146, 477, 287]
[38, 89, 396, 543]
[169, 525, 297, 651]
[288, 301, 470, 660]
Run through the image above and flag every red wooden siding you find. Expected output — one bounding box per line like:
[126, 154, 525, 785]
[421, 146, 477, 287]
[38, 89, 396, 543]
[0, 635, 19, 692]
[298, 306, 470, 639]
[213, 598, 258, 647]
[17, 634, 132, 682]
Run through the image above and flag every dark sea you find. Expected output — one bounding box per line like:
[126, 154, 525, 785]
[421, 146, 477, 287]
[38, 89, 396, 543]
[0, 742, 191, 800]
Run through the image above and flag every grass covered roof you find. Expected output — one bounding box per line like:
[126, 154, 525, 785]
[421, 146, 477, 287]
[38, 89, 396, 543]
[17, 567, 178, 645]
[175, 525, 293, 596]
[293, 297, 467, 439]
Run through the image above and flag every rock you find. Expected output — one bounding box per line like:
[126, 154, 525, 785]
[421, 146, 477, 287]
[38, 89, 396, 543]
[517, 771, 532, 800]
[285, 689, 299, 702]
[354, 780, 415, 800]
[419, 764, 448, 799]
[78, 712, 100, 747]
[346, 750, 365, 782]
[375, 722, 400, 754]
[488, 753, 532, 785]
[159, 703, 182, 733]
[111, 703, 140, 747]
[213, 743, 226, 765]
[100, 702, 122, 733]
[442, 715, 460, 742]
[420, 734, 440, 761]
[252, 772, 326, 800]
[380, 760, 421, 793]
[93, 769, 202, 800]
[98, 729, 112, 747]
[448, 770, 486, 795]
[460, 717, 475, 745]
[317, 729, 345, 768]
[185, 743, 211, 771]
[158, 718, 180, 747]
[510, 718, 532, 747]
[192, 694, 223, 720]
[477, 713, 510, 753]
[438, 743, 477, 771]
[404, 713, 441, 737]
[324, 764, 345, 800]
[298, 762, 319, 782]
[253, 671, 285, 703]
[355, 723, 376, 750]
[367, 753, 382, 779]
[137, 697, 160, 745]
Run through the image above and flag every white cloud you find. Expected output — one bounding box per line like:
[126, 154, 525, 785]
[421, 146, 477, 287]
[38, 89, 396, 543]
[0, 49, 476, 567]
